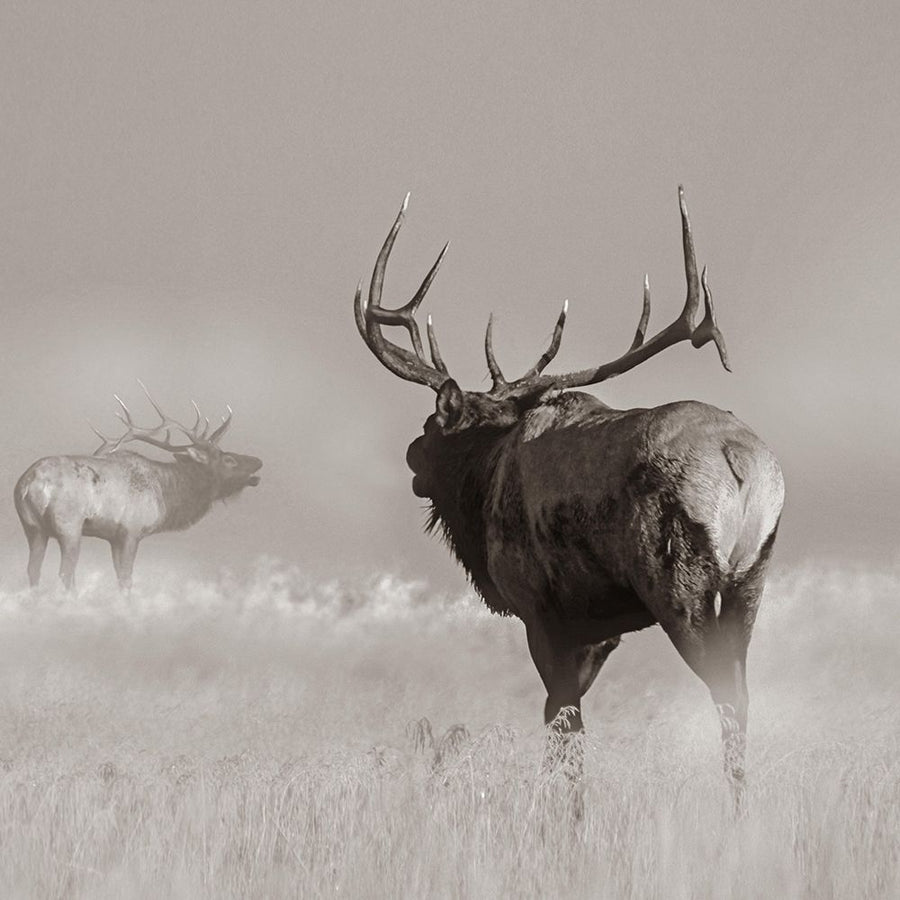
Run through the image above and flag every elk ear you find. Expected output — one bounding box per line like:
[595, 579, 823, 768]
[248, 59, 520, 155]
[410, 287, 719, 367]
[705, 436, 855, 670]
[435, 379, 464, 429]
[177, 446, 209, 464]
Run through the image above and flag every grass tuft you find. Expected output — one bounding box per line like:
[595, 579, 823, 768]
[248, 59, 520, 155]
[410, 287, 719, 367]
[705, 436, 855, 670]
[0, 559, 896, 897]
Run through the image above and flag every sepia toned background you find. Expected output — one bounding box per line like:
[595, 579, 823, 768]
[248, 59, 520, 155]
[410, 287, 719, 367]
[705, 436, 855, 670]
[1, 1, 898, 591]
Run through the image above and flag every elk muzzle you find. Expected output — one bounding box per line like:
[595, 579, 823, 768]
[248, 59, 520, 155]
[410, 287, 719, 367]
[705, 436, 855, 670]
[406, 437, 429, 498]
[245, 456, 263, 487]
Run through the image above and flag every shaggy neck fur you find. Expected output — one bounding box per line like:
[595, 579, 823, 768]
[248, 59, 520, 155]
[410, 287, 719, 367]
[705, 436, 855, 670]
[426, 425, 510, 606]
[154, 461, 220, 533]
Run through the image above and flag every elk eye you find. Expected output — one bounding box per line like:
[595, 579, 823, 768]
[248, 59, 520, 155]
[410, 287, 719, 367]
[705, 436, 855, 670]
[223, 455, 237, 467]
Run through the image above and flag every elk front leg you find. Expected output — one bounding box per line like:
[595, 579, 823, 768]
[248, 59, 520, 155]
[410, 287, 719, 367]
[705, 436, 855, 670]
[527, 623, 623, 733]
[526, 620, 622, 783]
[526, 622, 622, 829]
[111, 536, 140, 590]
[526, 621, 585, 734]
[57, 531, 82, 591]
[574, 638, 621, 698]
[24, 528, 48, 588]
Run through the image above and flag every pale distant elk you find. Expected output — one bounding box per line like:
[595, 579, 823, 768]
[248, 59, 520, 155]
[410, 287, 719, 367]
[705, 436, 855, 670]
[356, 189, 784, 791]
[15, 387, 262, 590]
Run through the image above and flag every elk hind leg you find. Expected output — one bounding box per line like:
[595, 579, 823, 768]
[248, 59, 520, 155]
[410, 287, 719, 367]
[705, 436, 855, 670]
[24, 527, 48, 588]
[659, 588, 753, 804]
[714, 532, 778, 793]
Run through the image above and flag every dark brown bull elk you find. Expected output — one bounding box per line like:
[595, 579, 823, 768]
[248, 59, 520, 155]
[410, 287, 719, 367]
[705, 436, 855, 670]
[15, 384, 262, 590]
[356, 189, 784, 796]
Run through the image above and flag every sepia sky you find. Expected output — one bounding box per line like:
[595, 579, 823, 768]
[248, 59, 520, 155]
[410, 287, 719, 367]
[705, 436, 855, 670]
[0, 1, 898, 591]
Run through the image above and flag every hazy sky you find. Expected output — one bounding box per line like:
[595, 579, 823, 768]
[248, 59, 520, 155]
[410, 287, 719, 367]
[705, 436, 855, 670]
[1, 1, 898, 590]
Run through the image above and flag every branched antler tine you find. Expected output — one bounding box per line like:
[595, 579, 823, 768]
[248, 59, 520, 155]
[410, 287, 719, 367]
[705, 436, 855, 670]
[412, 241, 449, 305]
[367, 241, 449, 362]
[501, 187, 727, 398]
[90, 422, 118, 455]
[139, 380, 207, 442]
[355, 197, 451, 391]
[208, 406, 233, 444]
[484, 314, 507, 390]
[354, 281, 375, 349]
[404, 241, 450, 361]
[97, 386, 203, 454]
[678, 185, 701, 328]
[426, 315, 449, 375]
[369, 192, 409, 312]
[692, 268, 732, 371]
[136, 380, 169, 428]
[630, 276, 651, 350]
[189, 401, 205, 437]
[521, 300, 569, 380]
[407, 320, 426, 364]
[114, 394, 135, 428]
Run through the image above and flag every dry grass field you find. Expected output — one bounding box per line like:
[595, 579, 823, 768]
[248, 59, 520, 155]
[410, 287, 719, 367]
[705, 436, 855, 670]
[0, 558, 896, 899]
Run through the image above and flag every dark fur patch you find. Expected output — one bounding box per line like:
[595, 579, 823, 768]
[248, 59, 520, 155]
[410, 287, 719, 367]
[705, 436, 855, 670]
[73, 461, 101, 485]
[426, 426, 513, 615]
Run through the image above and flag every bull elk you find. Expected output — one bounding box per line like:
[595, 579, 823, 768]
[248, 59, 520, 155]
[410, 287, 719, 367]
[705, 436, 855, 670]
[14, 386, 262, 590]
[356, 189, 784, 794]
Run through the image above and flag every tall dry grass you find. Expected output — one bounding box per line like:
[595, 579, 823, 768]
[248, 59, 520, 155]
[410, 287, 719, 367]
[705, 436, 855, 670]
[0, 557, 896, 898]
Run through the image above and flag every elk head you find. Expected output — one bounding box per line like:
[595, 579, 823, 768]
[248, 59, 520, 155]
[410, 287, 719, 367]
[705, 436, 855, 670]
[356, 188, 730, 501]
[92, 383, 262, 498]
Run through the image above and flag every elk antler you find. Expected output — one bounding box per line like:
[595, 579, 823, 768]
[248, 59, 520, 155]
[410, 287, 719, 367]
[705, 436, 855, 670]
[354, 194, 452, 391]
[488, 186, 730, 400]
[92, 382, 233, 456]
[484, 302, 569, 396]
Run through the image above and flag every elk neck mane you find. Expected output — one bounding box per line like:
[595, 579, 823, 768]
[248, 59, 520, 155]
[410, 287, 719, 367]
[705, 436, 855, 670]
[425, 422, 516, 613]
[130, 453, 220, 533]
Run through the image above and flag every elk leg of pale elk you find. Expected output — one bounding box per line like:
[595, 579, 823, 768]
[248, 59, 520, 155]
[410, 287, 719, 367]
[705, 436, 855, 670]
[24, 527, 48, 588]
[110, 535, 140, 590]
[57, 531, 82, 591]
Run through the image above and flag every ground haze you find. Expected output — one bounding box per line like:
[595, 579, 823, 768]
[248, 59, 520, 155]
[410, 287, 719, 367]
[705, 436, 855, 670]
[0, 559, 895, 898]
